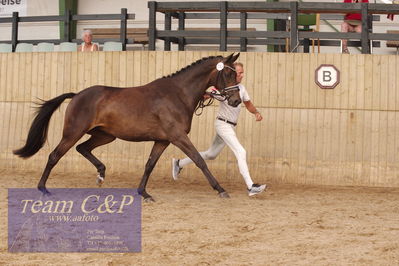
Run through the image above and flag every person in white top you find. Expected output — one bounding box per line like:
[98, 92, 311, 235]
[172, 62, 267, 196]
[79, 30, 99, 52]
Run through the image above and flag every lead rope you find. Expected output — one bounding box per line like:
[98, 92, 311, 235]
[194, 97, 215, 116]
[194, 89, 228, 116]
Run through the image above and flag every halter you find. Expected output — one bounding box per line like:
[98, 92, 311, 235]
[215, 62, 239, 100]
[194, 62, 240, 116]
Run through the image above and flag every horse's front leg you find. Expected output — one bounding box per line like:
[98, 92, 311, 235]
[171, 134, 229, 198]
[138, 140, 170, 202]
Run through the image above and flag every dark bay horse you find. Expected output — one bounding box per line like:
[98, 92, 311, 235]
[14, 53, 241, 201]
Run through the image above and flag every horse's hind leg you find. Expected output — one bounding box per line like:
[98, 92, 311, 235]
[138, 140, 170, 202]
[171, 134, 228, 198]
[76, 130, 116, 186]
[38, 132, 85, 194]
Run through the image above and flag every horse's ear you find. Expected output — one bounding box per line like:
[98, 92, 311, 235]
[224, 53, 235, 63]
[231, 52, 240, 63]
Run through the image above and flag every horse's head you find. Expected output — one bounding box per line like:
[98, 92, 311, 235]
[212, 53, 241, 107]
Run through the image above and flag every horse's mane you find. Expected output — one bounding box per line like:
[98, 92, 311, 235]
[163, 55, 223, 78]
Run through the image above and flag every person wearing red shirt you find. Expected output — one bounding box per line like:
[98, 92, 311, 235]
[341, 0, 369, 54]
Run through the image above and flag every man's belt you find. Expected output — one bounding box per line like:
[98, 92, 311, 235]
[217, 117, 237, 126]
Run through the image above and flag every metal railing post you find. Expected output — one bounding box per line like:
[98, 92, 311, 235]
[361, 2, 370, 54]
[11, 12, 19, 52]
[240, 12, 247, 52]
[220, 1, 228, 51]
[178, 12, 185, 51]
[120, 8, 128, 51]
[148, 1, 157, 51]
[290, 1, 298, 53]
[63, 9, 71, 42]
[164, 12, 172, 51]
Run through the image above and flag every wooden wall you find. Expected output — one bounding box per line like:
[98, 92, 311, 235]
[1, 51, 398, 187]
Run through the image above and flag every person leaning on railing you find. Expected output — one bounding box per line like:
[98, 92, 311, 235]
[341, 0, 369, 54]
[79, 29, 99, 52]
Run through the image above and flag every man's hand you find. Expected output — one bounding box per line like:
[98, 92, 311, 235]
[255, 112, 263, 121]
[203, 93, 211, 100]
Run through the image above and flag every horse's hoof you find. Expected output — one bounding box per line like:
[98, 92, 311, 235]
[219, 191, 230, 198]
[38, 187, 51, 196]
[144, 197, 155, 203]
[96, 175, 104, 187]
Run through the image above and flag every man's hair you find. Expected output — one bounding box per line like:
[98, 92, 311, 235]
[234, 62, 244, 68]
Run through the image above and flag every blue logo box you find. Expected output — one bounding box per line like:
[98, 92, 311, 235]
[8, 188, 141, 252]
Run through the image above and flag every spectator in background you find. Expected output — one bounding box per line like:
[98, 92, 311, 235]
[341, 0, 369, 54]
[79, 30, 98, 52]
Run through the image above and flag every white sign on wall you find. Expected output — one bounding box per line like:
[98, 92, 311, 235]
[315, 64, 340, 89]
[0, 0, 27, 17]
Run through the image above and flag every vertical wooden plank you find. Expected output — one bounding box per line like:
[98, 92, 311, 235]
[300, 53, 310, 109]
[162, 51, 172, 77]
[332, 53, 342, 109]
[96, 52, 105, 86]
[140, 51, 149, 85]
[321, 108, 332, 185]
[355, 54, 365, 111]
[292, 53, 302, 108]
[339, 54, 350, 110]
[90, 51, 99, 86]
[387, 55, 396, 111]
[329, 108, 341, 184]
[261, 53, 271, 108]
[378, 111, 388, 185]
[147, 51, 157, 84]
[297, 108, 308, 185]
[305, 108, 317, 185]
[251, 52, 262, 108]
[372, 55, 381, 111]
[379, 55, 389, 111]
[5, 53, 14, 102]
[369, 110, 380, 186]
[308, 52, 318, 109]
[348, 54, 357, 110]
[50, 52, 59, 98]
[315, 53, 326, 109]
[284, 53, 294, 108]
[363, 55, 373, 110]
[43, 53, 53, 100]
[314, 109, 325, 185]
[269, 53, 278, 108]
[104, 52, 113, 86]
[69, 52, 78, 92]
[36, 53, 45, 100]
[111, 52, 120, 87]
[0, 54, 6, 102]
[265, 107, 277, 182]
[119, 51, 127, 87]
[338, 109, 349, 185]
[17, 53, 27, 101]
[277, 53, 286, 108]
[11, 53, 20, 102]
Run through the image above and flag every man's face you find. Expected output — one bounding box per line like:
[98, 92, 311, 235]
[235, 65, 244, 83]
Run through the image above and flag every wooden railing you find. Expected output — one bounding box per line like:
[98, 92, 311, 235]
[148, 1, 399, 53]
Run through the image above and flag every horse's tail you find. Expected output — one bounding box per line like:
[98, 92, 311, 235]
[13, 92, 76, 158]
